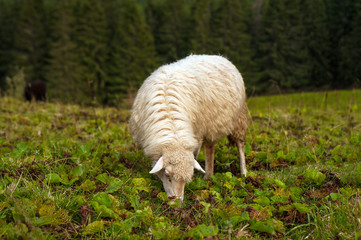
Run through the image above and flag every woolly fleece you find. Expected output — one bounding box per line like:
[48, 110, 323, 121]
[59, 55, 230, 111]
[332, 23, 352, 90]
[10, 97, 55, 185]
[129, 54, 247, 181]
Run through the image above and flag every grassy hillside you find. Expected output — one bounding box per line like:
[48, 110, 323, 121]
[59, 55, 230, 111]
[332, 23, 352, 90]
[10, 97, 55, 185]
[0, 90, 360, 239]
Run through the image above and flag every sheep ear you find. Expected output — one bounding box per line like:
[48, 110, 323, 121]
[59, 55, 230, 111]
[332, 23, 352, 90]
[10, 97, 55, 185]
[194, 159, 205, 173]
[149, 157, 164, 174]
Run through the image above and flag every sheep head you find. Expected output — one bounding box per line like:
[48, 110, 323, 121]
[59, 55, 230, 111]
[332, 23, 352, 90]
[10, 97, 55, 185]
[149, 152, 205, 202]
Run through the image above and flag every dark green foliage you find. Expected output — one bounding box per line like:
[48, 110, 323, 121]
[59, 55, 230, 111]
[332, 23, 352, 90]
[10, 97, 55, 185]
[325, 0, 359, 88]
[302, 0, 331, 88]
[145, 0, 190, 63]
[0, 0, 22, 91]
[0, 0, 360, 104]
[253, 0, 360, 93]
[46, 0, 86, 103]
[117, 0, 157, 86]
[209, 0, 253, 74]
[102, 0, 127, 105]
[103, 0, 158, 105]
[188, 0, 212, 54]
[73, 0, 108, 104]
[13, 0, 49, 84]
[255, 0, 312, 92]
[337, 1, 361, 88]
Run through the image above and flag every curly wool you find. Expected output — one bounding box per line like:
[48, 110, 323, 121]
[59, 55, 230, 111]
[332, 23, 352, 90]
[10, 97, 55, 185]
[162, 146, 194, 182]
[129, 54, 246, 180]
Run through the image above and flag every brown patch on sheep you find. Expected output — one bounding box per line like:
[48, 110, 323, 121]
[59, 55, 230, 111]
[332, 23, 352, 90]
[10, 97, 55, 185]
[155, 108, 167, 113]
[151, 102, 163, 107]
[154, 115, 168, 123]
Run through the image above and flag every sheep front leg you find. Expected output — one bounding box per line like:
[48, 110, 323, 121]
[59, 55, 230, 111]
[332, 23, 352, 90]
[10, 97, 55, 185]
[194, 146, 201, 159]
[204, 143, 215, 179]
[236, 140, 247, 176]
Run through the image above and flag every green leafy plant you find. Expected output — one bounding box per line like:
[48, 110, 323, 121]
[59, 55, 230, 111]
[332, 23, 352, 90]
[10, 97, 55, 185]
[0, 90, 360, 239]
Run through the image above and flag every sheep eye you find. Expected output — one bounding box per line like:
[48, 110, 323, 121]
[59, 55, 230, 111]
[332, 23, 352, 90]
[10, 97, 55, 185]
[165, 174, 172, 182]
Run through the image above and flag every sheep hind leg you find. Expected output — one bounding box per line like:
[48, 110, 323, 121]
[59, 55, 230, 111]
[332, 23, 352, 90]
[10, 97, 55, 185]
[204, 143, 215, 179]
[232, 103, 248, 176]
[236, 140, 247, 176]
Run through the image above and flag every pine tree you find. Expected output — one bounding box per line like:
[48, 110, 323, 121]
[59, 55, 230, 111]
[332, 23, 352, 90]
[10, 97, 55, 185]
[339, 1, 361, 87]
[73, 0, 108, 104]
[302, 0, 331, 88]
[209, 0, 254, 86]
[256, 0, 311, 92]
[46, 0, 85, 103]
[118, 0, 158, 87]
[102, 0, 125, 105]
[105, 0, 157, 105]
[326, 0, 360, 88]
[145, 0, 190, 63]
[188, 0, 212, 54]
[0, 0, 22, 91]
[13, 0, 49, 84]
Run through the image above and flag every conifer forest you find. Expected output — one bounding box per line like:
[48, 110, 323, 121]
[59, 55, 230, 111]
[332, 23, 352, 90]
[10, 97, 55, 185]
[0, 0, 360, 105]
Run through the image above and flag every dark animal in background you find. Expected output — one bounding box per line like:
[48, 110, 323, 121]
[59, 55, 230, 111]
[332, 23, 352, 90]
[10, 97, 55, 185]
[24, 81, 47, 101]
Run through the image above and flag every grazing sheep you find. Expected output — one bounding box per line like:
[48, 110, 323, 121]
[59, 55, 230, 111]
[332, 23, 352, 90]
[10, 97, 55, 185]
[24, 80, 47, 101]
[129, 55, 248, 201]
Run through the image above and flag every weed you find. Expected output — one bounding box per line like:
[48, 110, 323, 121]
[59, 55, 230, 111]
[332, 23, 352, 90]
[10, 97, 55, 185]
[0, 90, 360, 239]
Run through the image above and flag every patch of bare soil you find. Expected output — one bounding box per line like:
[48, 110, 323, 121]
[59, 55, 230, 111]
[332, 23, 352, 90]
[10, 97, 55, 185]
[245, 176, 264, 189]
[161, 201, 205, 228]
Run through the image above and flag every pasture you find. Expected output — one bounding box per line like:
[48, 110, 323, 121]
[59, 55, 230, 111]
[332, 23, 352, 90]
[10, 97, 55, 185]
[0, 90, 360, 239]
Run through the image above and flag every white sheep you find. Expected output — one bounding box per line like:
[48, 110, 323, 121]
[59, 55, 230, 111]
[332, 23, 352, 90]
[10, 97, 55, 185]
[129, 54, 248, 201]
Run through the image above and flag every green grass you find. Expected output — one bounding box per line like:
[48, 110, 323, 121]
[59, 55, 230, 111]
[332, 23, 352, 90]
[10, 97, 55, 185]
[0, 89, 360, 239]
